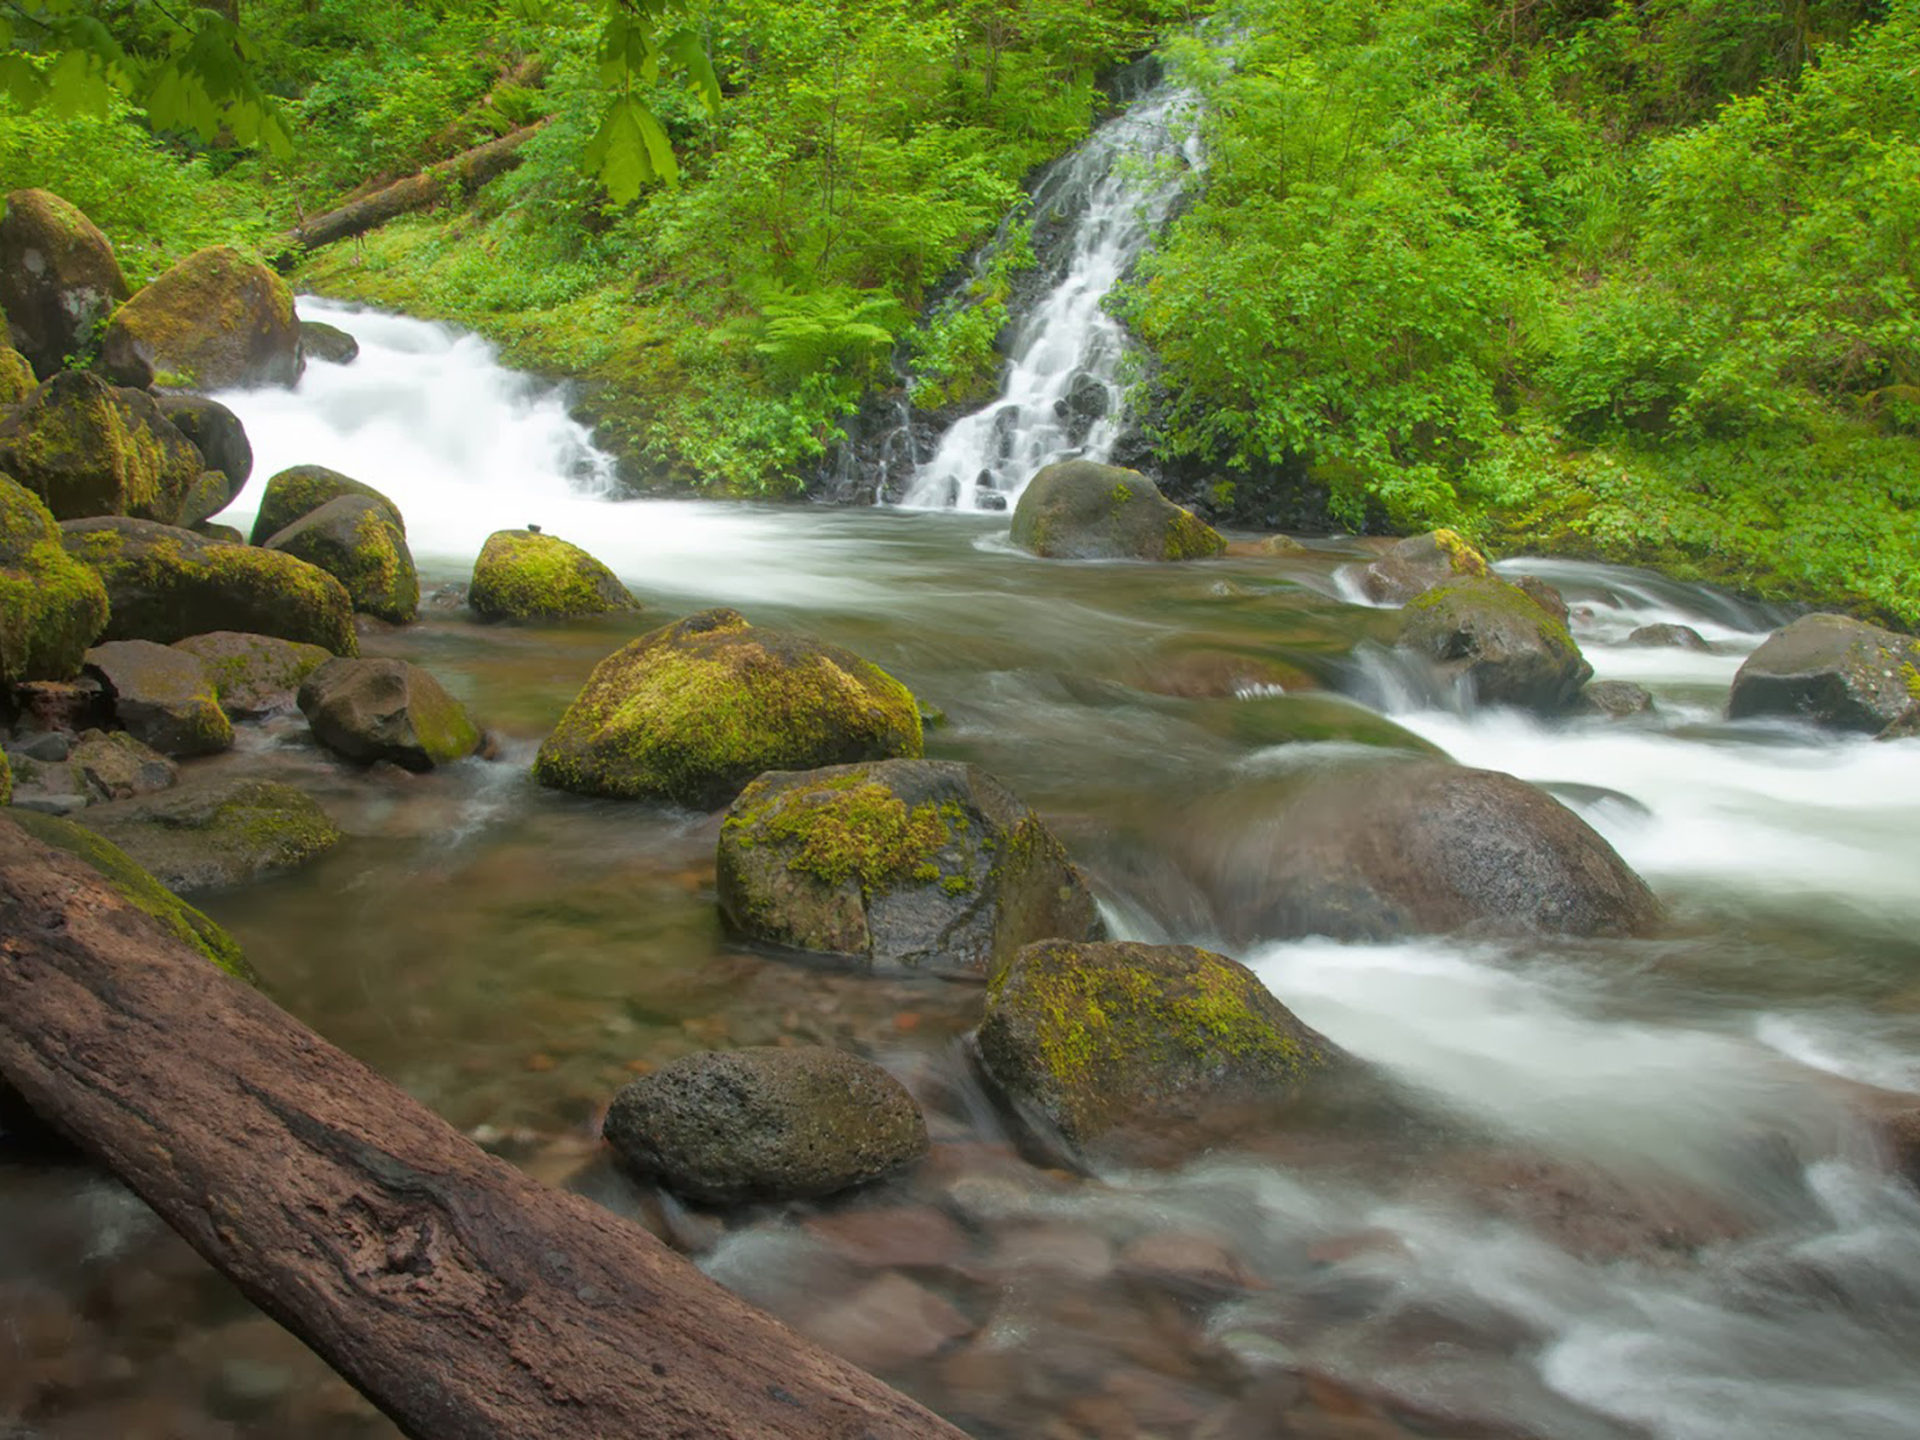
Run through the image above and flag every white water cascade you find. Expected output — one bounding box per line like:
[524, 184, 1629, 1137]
[901, 77, 1202, 511]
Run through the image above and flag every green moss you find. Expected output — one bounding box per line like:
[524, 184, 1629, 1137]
[468, 529, 636, 620]
[0, 749, 10, 807]
[250, 466, 403, 547]
[0, 342, 32, 405]
[0, 476, 110, 684]
[105, 246, 299, 392]
[1405, 574, 1580, 652]
[1431, 527, 1490, 579]
[1164, 508, 1228, 561]
[406, 675, 482, 764]
[1111, 481, 1134, 505]
[1903, 663, 1920, 704]
[751, 780, 950, 895]
[5, 808, 256, 982]
[268, 498, 418, 623]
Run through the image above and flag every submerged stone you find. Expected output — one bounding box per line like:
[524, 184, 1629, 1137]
[72, 777, 342, 893]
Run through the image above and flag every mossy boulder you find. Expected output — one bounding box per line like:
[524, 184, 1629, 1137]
[1196, 692, 1448, 755]
[1726, 614, 1920, 733]
[71, 777, 342, 893]
[1356, 529, 1491, 605]
[60, 517, 357, 654]
[1177, 759, 1662, 944]
[1396, 576, 1594, 713]
[0, 748, 10, 806]
[100, 245, 302, 391]
[83, 640, 231, 757]
[0, 474, 109, 684]
[973, 940, 1343, 1162]
[67, 729, 177, 802]
[1011, 460, 1225, 562]
[299, 320, 359, 366]
[2, 809, 252, 979]
[0, 189, 130, 378]
[0, 372, 202, 523]
[603, 1047, 929, 1205]
[468, 528, 638, 620]
[265, 494, 418, 623]
[249, 465, 402, 547]
[718, 759, 1103, 979]
[297, 657, 480, 771]
[156, 394, 252, 499]
[177, 469, 237, 530]
[0, 338, 33, 404]
[172, 631, 331, 717]
[534, 608, 923, 808]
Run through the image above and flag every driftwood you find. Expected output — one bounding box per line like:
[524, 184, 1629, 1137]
[0, 815, 967, 1440]
[274, 123, 544, 260]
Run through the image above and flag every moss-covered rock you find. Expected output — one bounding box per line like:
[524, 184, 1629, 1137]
[1010, 460, 1225, 562]
[718, 759, 1103, 978]
[265, 494, 418, 624]
[156, 394, 252, 499]
[973, 940, 1343, 1161]
[249, 465, 403, 547]
[67, 729, 177, 801]
[1356, 529, 1490, 605]
[0, 748, 10, 806]
[2, 809, 252, 979]
[172, 631, 331, 717]
[0, 338, 33, 404]
[0, 372, 202, 523]
[83, 640, 231, 757]
[177, 469, 236, 530]
[299, 320, 359, 365]
[1727, 614, 1920, 733]
[468, 528, 638, 620]
[1396, 576, 1594, 713]
[0, 189, 130, 379]
[100, 245, 302, 391]
[1, 474, 109, 684]
[60, 516, 357, 654]
[297, 657, 480, 771]
[603, 1047, 929, 1205]
[534, 608, 923, 808]
[71, 777, 342, 893]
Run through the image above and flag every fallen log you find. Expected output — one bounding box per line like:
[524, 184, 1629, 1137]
[0, 815, 968, 1440]
[274, 123, 545, 261]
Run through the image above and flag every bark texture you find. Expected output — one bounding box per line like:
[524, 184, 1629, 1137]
[0, 814, 966, 1440]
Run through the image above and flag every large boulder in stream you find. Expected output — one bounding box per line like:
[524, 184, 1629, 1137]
[1727, 614, 1920, 733]
[717, 759, 1102, 978]
[70, 777, 342, 894]
[468, 528, 638, 620]
[0, 371, 204, 523]
[1355, 529, 1490, 604]
[973, 940, 1345, 1163]
[1179, 759, 1661, 944]
[534, 608, 923, 808]
[603, 1047, 929, 1205]
[83, 640, 231, 757]
[100, 245, 302, 391]
[60, 517, 357, 654]
[265, 494, 419, 624]
[172, 631, 331, 717]
[298, 657, 480, 771]
[0, 189, 130, 379]
[249, 465, 403, 547]
[1395, 576, 1593, 713]
[1, 475, 109, 684]
[1010, 460, 1225, 562]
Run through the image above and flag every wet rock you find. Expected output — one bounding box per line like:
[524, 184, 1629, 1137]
[1572, 679, 1656, 719]
[297, 657, 480, 771]
[299, 319, 360, 365]
[155, 393, 253, 499]
[984, 1224, 1115, 1282]
[0, 188, 130, 378]
[0, 475, 109, 684]
[0, 371, 203, 523]
[1356, 529, 1490, 605]
[468, 527, 638, 620]
[9, 726, 75, 762]
[1196, 692, 1446, 755]
[5, 808, 250, 977]
[973, 939, 1344, 1162]
[798, 1272, 973, 1372]
[101, 244, 302, 391]
[803, 1204, 972, 1270]
[1511, 573, 1571, 627]
[172, 630, 332, 717]
[1396, 577, 1594, 713]
[4, 753, 87, 814]
[1879, 704, 1920, 742]
[1011, 460, 1225, 562]
[1118, 1231, 1259, 1297]
[176, 468, 236, 530]
[1129, 646, 1317, 699]
[249, 464, 404, 546]
[602, 1046, 930, 1204]
[83, 639, 231, 757]
[1224, 533, 1310, 558]
[67, 729, 178, 801]
[1630, 622, 1709, 650]
[265, 493, 419, 624]
[1727, 613, 1920, 733]
[60, 516, 357, 654]
[535, 607, 922, 808]
[717, 758, 1101, 979]
[71, 776, 342, 893]
[1179, 760, 1662, 944]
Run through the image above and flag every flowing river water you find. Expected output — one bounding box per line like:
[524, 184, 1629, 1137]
[6, 305, 1920, 1440]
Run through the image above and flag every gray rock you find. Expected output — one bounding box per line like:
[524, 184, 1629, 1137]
[0, 188, 129, 379]
[717, 759, 1102, 979]
[83, 639, 231, 757]
[68, 729, 178, 801]
[1629, 622, 1709, 651]
[603, 1047, 929, 1204]
[1727, 614, 1920, 733]
[173, 631, 332, 717]
[156, 394, 252, 499]
[297, 657, 479, 771]
[1356, 530, 1490, 605]
[1396, 576, 1594, 713]
[299, 320, 360, 366]
[1010, 460, 1224, 562]
[72, 777, 342, 893]
[1574, 679, 1656, 719]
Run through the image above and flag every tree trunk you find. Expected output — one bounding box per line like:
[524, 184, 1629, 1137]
[274, 124, 546, 263]
[0, 816, 968, 1440]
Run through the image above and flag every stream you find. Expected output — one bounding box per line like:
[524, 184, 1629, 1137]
[3, 300, 1920, 1439]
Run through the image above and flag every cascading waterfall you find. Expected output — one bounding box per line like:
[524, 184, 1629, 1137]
[900, 75, 1202, 511]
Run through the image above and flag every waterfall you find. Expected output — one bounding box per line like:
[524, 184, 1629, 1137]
[900, 76, 1202, 512]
